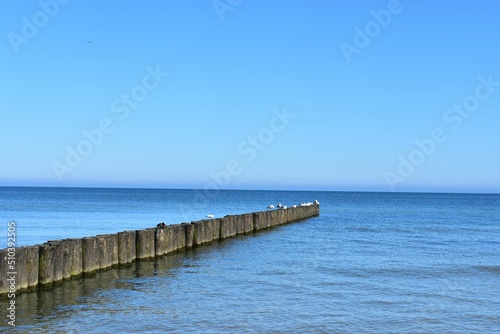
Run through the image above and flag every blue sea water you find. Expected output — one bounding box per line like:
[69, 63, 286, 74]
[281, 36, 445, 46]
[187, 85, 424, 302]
[1, 187, 499, 333]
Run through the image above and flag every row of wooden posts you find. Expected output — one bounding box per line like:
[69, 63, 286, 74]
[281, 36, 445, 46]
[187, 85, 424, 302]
[0, 204, 319, 296]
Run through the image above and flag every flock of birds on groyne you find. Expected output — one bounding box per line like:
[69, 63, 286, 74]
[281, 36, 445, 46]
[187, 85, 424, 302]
[157, 200, 319, 228]
[266, 199, 319, 210]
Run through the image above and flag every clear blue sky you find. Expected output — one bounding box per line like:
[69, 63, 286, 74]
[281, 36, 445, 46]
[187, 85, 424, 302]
[1, 0, 499, 193]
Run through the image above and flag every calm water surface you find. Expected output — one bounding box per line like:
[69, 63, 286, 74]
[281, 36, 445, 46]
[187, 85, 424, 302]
[1, 188, 499, 333]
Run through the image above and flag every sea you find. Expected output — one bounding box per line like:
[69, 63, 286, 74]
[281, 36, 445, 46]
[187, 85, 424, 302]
[0, 187, 499, 333]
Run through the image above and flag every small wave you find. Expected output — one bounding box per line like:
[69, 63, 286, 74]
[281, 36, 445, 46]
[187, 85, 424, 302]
[474, 265, 500, 274]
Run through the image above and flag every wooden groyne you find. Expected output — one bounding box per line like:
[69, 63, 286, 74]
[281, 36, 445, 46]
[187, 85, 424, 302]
[0, 204, 319, 296]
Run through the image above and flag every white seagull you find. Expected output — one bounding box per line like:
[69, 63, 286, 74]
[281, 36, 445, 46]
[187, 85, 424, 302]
[314, 200, 320, 205]
[206, 214, 215, 219]
[267, 205, 275, 209]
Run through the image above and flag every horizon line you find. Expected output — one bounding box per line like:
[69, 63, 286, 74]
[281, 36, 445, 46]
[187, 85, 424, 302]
[0, 184, 498, 196]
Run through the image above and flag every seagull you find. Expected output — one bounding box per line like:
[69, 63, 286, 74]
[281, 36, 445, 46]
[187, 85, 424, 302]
[277, 203, 283, 209]
[206, 214, 215, 219]
[267, 205, 275, 209]
[314, 200, 320, 205]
